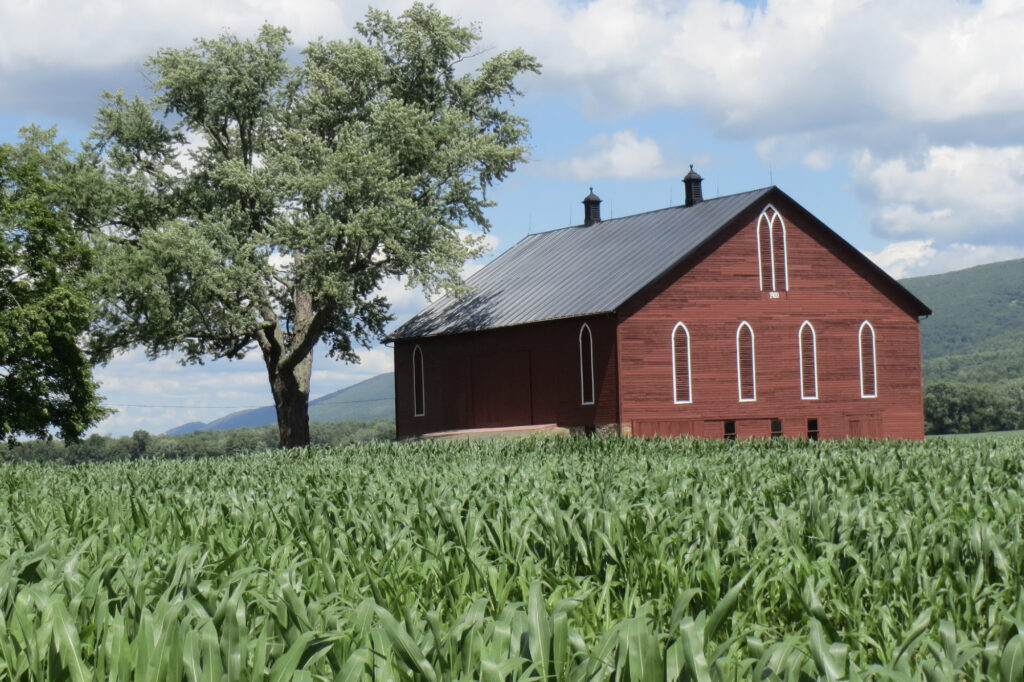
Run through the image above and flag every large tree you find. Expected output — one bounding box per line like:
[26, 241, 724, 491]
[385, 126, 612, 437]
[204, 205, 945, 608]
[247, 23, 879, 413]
[1, 127, 107, 443]
[89, 4, 540, 447]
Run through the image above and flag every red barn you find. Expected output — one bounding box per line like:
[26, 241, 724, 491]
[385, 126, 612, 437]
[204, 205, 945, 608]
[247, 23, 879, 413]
[389, 170, 931, 440]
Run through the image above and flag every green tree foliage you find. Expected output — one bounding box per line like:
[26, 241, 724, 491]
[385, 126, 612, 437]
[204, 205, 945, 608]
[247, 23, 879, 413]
[924, 379, 1024, 435]
[0, 127, 107, 443]
[923, 328, 1024, 384]
[89, 5, 540, 448]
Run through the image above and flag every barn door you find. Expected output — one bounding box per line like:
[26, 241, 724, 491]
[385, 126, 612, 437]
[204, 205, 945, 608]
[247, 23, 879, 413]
[848, 415, 883, 438]
[471, 351, 532, 428]
[632, 420, 699, 438]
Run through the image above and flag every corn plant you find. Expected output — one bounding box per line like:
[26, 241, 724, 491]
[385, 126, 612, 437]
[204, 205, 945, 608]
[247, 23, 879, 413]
[2, 434, 1024, 679]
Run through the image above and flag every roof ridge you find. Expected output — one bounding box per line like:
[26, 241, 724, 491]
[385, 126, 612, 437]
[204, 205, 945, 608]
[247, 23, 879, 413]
[528, 186, 773, 237]
[389, 187, 774, 340]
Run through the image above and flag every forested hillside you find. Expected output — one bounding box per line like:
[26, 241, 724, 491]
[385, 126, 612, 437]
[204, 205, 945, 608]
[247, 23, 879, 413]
[901, 258, 1024, 433]
[902, 257, 1024, 361]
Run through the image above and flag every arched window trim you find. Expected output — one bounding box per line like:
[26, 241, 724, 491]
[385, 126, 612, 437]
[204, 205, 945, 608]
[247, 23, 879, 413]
[859, 320, 877, 399]
[579, 323, 595, 405]
[736, 321, 756, 402]
[799, 320, 818, 400]
[671, 322, 692, 404]
[756, 204, 789, 292]
[412, 344, 426, 417]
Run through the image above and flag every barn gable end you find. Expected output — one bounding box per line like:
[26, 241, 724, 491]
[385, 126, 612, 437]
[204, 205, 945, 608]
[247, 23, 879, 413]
[616, 189, 926, 440]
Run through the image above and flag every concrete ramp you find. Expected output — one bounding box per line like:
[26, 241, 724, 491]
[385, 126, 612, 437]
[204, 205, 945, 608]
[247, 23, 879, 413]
[421, 423, 570, 441]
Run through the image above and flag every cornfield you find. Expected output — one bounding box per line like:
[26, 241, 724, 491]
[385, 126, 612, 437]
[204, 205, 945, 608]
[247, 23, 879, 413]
[2, 435, 1023, 680]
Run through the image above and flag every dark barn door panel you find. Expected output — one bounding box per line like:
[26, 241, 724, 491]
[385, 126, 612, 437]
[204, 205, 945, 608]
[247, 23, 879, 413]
[471, 351, 532, 428]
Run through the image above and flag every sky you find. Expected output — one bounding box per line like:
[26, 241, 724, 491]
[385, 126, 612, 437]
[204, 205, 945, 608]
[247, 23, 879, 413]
[4, 0, 1024, 436]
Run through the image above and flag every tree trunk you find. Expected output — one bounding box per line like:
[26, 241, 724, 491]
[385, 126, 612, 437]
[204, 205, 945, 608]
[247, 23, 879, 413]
[268, 351, 313, 448]
[258, 287, 319, 449]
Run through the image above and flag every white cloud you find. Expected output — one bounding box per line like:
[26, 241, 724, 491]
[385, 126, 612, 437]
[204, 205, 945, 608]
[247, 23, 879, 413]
[863, 239, 937, 279]
[0, 0, 354, 72]
[376, 276, 430, 322]
[542, 129, 684, 180]
[443, 0, 1024, 140]
[802, 148, 836, 171]
[7, 0, 1024, 149]
[865, 238, 1024, 278]
[853, 144, 1024, 241]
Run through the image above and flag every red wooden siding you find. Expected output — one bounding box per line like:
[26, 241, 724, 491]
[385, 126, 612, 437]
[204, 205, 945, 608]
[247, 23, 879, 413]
[617, 195, 925, 441]
[395, 316, 619, 438]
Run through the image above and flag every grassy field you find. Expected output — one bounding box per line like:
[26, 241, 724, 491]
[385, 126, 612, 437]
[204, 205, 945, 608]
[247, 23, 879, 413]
[932, 428, 1024, 441]
[2, 435, 1024, 680]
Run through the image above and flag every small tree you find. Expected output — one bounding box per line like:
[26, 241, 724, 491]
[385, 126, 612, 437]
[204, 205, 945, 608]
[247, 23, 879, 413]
[89, 5, 540, 447]
[1, 127, 108, 444]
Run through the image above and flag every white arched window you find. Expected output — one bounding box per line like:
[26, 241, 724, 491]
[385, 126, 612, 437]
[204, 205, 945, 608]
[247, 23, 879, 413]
[736, 321, 756, 402]
[799, 321, 818, 400]
[579, 323, 595, 405]
[859, 321, 877, 398]
[672, 322, 692, 404]
[756, 205, 789, 292]
[412, 345, 425, 416]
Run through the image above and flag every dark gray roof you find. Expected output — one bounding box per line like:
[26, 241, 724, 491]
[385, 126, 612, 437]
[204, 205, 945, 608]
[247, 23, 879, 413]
[389, 187, 773, 340]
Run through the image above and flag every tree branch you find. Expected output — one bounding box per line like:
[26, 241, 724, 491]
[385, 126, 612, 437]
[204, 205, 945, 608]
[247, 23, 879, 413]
[279, 295, 336, 374]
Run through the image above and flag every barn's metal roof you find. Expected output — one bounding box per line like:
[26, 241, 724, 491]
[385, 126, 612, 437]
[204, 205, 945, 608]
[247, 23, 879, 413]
[389, 187, 773, 340]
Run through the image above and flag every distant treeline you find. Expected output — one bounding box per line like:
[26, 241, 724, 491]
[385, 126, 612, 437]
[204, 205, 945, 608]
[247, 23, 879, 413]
[4, 419, 395, 464]
[6, 392, 1020, 455]
[924, 380, 1024, 435]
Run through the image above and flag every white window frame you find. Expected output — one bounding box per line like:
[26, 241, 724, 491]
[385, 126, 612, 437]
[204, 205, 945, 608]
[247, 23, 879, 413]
[756, 204, 789, 292]
[412, 344, 426, 417]
[671, 322, 693, 404]
[799, 321, 818, 400]
[736, 321, 757, 402]
[859, 320, 877, 399]
[579, 323, 595, 405]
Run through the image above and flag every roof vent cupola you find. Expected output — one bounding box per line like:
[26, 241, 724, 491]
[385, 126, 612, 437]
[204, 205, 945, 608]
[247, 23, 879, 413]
[683, 165, 703, 207]
[582, 188, 602, 226]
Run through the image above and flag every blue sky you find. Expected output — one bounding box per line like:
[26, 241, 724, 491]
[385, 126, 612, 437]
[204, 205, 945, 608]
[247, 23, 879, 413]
[4, 0, 1024, 436]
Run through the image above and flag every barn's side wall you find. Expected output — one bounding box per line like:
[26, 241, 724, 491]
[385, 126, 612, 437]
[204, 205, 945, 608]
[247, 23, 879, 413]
[394, 316, 619, 438]
[617, 195, 926, 440]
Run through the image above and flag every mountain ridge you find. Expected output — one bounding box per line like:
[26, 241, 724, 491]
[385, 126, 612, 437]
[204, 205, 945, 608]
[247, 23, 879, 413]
[901, 257, 1024, 362]
[166, 372, 394, 435]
